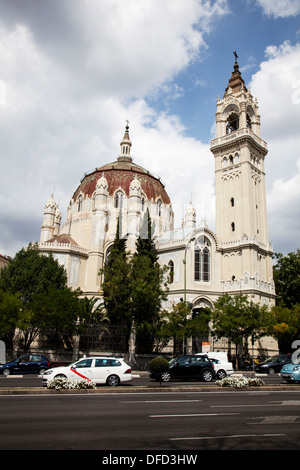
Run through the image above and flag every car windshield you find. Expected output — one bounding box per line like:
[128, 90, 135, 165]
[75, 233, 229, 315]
[263, 356, 280, 363]
[169, 357, 179, 365]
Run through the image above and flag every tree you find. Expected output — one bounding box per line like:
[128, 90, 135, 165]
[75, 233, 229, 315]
[0, 290, 22, 347]
[17, 287, 82, 351]
[157, 301, 210, 354]
[0, 243, 68, 306]
[134, 209, 158, 264]
[0, 244, 73, 350]
[269, 305, 300, 353]
[100, 212, 170, 353]
[130, 211, 169, 353]
[211, 293, 271, 357]
[77, 296, 109, 328]
[273, 250, 300, 308]
[100, 216, 132, 342]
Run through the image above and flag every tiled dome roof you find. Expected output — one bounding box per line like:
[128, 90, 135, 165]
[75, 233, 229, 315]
[72, 159, 170, 204]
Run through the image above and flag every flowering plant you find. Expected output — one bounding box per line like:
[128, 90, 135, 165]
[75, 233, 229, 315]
[216, 375, 265, 388]
[47, 377, 96, 390]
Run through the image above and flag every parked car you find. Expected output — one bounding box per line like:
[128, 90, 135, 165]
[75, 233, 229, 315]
[281, 357, 300, 383]
[0, 354, 50, 376]
[255, 354, 292, 374]
[150, 355, 215, 382]
[42, 357, 132, 386]
[196, 353, 234, 379]
[207, 351, 229, 363]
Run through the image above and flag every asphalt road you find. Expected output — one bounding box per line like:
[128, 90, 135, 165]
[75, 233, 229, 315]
[0, 388, 299, 451]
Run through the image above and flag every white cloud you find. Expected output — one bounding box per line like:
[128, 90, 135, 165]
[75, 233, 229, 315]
[250, 41, 300, 253]
[0, 0, 228, 256]
[256, 0, 300, 17]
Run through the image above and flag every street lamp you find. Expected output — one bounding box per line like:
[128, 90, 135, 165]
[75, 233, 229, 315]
[183, 237, 195, 303]
[182, 237, 195, 354]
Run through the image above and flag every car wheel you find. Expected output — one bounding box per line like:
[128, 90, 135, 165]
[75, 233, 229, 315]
[38, 368, 46, 375]
[216, 369, 226, 380]
[2, 369, 10, 377]
[160, 371, 171, 382]
[268, 367, 276, 374]
[201, 369, 214, 382]
[106, 374, 120, 386]
[55, 374, 67, 379]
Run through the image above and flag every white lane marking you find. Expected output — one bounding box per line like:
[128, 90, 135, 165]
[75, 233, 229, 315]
[170, 433, 285, 441]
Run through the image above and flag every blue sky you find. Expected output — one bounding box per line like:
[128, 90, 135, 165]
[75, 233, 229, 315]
[148, 0, 300, 142]
[0, 0, 299, 258]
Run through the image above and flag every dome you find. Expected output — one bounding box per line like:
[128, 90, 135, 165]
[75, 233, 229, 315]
[71, 125, 171, 205]
[72, 159, 170, 205]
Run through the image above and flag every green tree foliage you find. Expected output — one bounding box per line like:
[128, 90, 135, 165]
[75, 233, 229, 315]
[0, 243, 82, 350]
[77, 296, 109, 328]
[100, 212, 169, 352]
[211, 293, 271, 355]
[30, 287, 81, 331]
[131, 211, 169, 352]
[269, 305, 300, 353]
[100, 216, 132, 332]
[158, 301, 210, 346]
[0, 243, 68, 306]
[0, 290, 22, 346]
[135, 209, 158, 264]
[270, 250, 300, 352]
[273, 250, 300, 308]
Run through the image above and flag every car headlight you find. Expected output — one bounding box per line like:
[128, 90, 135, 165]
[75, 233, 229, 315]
[43, 370, 53, 376]
[293, 366, 300, 371]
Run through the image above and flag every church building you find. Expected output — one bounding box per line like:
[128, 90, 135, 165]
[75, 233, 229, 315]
[39, 58, 276, 353]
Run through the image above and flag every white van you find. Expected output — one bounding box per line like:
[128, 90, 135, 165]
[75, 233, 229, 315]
[196, 351, 234, 379]
[207, 351, 228, 362]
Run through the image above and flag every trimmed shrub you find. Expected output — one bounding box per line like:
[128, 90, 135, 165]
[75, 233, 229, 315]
[149, 357, 169, 374]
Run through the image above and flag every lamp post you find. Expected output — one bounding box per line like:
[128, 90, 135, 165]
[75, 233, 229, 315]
[182, 237, 195, 354]
[183, 237, 195, 303]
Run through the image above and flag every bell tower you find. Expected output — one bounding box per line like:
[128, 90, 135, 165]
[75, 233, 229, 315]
[210, 53, 274, 293]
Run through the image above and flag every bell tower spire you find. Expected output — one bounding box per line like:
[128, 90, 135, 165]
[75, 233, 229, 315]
[224, 52, 247, 97]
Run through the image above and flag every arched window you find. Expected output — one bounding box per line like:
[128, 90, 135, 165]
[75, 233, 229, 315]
[231, 197, 235, 207]
[231, 222, 235, 232]
[168, 260, 174, 283]
[226, 112, 239, 134]
[194, 236, 211, 282]
[78, 195, 83, 212]
[114, 191, 124, 209]
[222, 157, 228, 168]
[104, 246, 112, 266]
[246, 113, 252, 129]
[157, 199, 162, 216]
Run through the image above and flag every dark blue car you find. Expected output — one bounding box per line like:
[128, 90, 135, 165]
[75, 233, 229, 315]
[0, 354, 50, 376]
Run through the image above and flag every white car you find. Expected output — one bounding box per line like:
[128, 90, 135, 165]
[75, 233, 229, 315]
[196, 353, 234, 380]
[42, 357, 132, 386]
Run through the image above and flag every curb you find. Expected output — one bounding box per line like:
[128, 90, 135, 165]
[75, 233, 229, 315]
[0, 371, 295, 395]
[0, 383, 298, 395]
